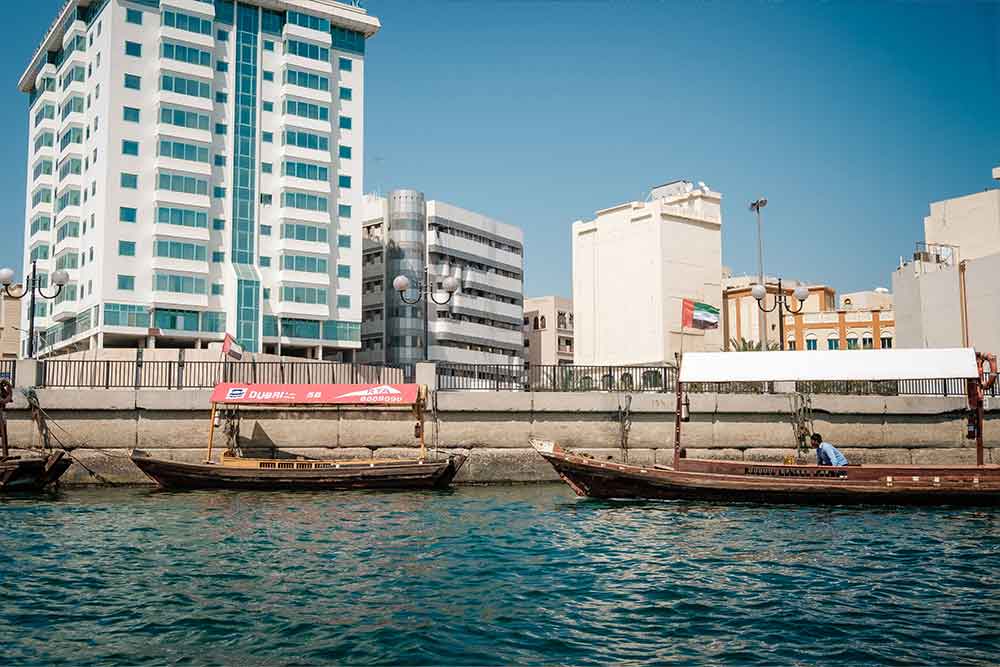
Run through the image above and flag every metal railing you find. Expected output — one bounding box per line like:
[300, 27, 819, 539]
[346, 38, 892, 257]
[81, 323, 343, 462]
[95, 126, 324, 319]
[37, 360, 414, 389]
[437, 364, 679, 392]
[437, 363, 998, 396]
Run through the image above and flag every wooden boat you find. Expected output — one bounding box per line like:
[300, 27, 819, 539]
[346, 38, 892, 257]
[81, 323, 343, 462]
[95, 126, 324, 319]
[535, 348, 1000, 506]
[130, 382, 466, 491]
[0, 380, 73, 492]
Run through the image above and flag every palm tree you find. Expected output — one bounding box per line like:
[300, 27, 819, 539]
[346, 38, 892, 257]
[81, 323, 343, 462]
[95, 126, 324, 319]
[729, 337, 780, 351]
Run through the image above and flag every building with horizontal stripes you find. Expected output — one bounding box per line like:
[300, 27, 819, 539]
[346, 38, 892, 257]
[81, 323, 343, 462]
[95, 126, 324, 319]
[18, 0, 378, 358]
[358, 190, 525, 366]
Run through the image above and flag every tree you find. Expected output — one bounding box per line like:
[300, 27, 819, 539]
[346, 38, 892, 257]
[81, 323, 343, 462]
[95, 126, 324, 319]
[728, 337, 780, 352]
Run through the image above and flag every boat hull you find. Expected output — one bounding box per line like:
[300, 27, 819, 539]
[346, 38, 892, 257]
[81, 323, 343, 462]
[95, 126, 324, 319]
[130, 451, 467, 491]
[0, 452, 72, 492]
[533, 441, 1000, 506]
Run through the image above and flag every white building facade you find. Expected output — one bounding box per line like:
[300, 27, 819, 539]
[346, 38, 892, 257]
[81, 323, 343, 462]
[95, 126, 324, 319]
[18, 0, 378, 358]
[523, 295, 573, 366]
[892, 166, 1000, 352]
[358, 190, 524, 366]
[572, 180, 723, 366]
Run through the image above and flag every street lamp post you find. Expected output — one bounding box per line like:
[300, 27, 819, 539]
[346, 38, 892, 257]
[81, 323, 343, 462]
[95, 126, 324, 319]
[392, 267, 459, 361]
[749, 197, 768, 347]
[0, 262, 69, 358]
[751, 279, 810, 351]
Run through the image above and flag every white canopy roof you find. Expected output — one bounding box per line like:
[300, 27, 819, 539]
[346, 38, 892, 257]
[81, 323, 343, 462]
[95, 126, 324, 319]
[679, 348, 979, 383]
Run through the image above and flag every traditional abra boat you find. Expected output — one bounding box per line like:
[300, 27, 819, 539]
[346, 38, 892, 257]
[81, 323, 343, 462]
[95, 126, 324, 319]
[534, 348, 1000, 505]
[0, 380, 72, 492]
[131, 382, 466, 490]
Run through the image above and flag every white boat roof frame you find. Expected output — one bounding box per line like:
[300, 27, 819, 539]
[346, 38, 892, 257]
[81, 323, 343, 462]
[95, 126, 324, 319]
[679, 348, 980, 383]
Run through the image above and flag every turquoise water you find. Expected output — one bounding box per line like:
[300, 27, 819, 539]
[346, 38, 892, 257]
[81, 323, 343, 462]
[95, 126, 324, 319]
[2, 485, 998, 666]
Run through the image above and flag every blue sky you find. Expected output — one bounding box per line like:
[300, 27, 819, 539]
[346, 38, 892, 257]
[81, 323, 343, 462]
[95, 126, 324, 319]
[4, 1, 996, 300]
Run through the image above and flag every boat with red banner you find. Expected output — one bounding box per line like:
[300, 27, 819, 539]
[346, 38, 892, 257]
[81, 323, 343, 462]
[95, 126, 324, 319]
[130, 382, 466, 491]
[534, 348, 1000, 505]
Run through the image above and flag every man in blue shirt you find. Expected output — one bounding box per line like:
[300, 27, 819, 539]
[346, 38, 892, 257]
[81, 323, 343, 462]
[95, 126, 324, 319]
[811, 433, 848, 466]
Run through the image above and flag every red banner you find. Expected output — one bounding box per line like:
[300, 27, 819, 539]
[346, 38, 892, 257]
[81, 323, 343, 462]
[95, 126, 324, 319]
[210, 383, 421, 405]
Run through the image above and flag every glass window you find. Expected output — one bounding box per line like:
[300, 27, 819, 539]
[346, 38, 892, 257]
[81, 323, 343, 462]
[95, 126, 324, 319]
[336, 295, 351, 309]
[862, 336, 874, 350]
[157, 171, 209, 195]
[215, 123, 227, 135]
[337, 264, 350, 278]
[124, 73, 141, 90]
[213, 218, 225, 230]
[260, 224, 272, 236]
[211, 283, 224, 296]
[120, 207, 137, 223]
[280, 191, 327, 211]
[283, 161, 329, 181]
[286, 39, 329, 63]
[215, 92, 228, 103]
[125, 41, 142, 57]
[284, 129, 329, 152]
[338, 234, 351, 248]
[123, 106, 139, 122]
[262, 71, 274, 82]
[263, 40, 274, 51]
[213, 186, 226, 198]
[122, 140, 139, 156]
[262, 162, 272, 173]
[262, 131, 273, 143]
[338, 175, 351, 188]
[338, 57, 352, 71]
[126, 8, 142, 24]
[339, 116, 352, 129]
[161, 41, 212, 67]
[117, 275, 135, 290]
[339, 87, 352, 101]
[262, 101, 273, 112]
[339, 145, 352, 159]
[214, 154, 226, 166]
[847, 337, 859, 350]
[806, 338, 817, 351]
[160, 73, 211, 99]
[880, 336, 893, 349]
[154, 240, 207, 262]
[156, 206, 208, 229]
[118, 240, 136, 256]
[216, 61, 228, 72]
[120, 172, 138, 188]
[217, 30, 228, 41]
[212, 251, 225, 262]
[285, 68, 329, 91]
[159, 106, 210, 131]
[827, 338, 840, 350]
[162, 9, 212, 36]
[260, 256, 271, 267]
[338, 204, 351, 218]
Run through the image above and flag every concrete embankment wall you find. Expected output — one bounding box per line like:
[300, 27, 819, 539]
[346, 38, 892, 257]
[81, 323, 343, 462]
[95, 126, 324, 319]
[5, 390, 998, 485]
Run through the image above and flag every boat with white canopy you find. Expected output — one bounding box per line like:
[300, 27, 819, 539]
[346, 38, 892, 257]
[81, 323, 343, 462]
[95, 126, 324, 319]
[533, 348, 999, 505]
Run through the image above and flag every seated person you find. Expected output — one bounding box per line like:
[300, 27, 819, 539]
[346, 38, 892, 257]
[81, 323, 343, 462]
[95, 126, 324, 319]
[811, 433, 848, 466]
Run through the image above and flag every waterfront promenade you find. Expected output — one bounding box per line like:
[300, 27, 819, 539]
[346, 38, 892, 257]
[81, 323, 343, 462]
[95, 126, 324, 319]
[3, 367, 995, 485]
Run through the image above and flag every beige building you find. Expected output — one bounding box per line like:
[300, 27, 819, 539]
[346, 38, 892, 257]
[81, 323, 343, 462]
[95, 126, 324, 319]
[0, 288, 22, 359]
[573, 180, 723, 366]
[722, 276, 835, 349]
[523, 296, 573, 367]
[892, 166, 1000, 351]
[783, 288, 895, 351]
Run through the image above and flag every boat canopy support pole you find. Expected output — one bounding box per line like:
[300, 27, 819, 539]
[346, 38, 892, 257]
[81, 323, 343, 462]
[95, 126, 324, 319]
[0, 379, 11, 460]
[673, 356, 683, 469]
[206, 402, 217, 463]
[971, 352, 997, 467]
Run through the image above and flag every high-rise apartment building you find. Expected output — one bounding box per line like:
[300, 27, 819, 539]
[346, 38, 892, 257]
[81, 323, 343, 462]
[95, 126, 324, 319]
[358, 190, 524, 366]
[18, 0, 378, 358]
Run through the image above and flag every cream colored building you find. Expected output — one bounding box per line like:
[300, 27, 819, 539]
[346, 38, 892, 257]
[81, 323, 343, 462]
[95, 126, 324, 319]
[722, 275, 834, 349]
[523, 296, 573, 366]
[0, 288, 21, 359]
[892, 166, 1000, 351]
[783, 289, 895, 351]
[572, 180, 722, 366]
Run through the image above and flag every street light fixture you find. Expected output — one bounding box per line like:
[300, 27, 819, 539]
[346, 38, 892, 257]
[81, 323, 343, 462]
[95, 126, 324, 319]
[0, 261, 68, 358]
[749, 197, 768, 347]
[752, 279, 809, 350]
[393, 267, 460, 361]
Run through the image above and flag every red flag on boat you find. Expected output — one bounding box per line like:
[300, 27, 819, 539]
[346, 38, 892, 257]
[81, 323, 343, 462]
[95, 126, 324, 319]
[222, 333, 243, 361]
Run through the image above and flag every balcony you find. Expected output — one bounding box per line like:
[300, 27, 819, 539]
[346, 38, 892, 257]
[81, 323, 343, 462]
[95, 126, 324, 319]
[157, 86, 213, 113]
[284, 21, 333, 46]
[271, 301, 330, 319]
[449, 293, 522, 324]
[275, 268, 329, 287]
[279, 77, 330, 105]
[274, 205, 330, 225]
[277, 110, 332, 135]
[150, 291, 209, 310]
[155, 155, 212, 178]
[428, 345, 522, 366]
[276, 237, 331, 255]
[430, 319, 523, 348]
[155, 122, 212, 146]
[428, 230, 523, 271]
[278, 173, 331, 195]
[457, 266, 523, 297]
[159, 23, 214, 49]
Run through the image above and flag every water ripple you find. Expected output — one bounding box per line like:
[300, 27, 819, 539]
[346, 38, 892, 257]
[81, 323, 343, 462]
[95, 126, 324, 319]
[2, 486, 998, 665]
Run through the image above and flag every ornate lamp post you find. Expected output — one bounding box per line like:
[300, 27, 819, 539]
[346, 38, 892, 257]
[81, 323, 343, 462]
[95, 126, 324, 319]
[392, 268, 460, 361]
[751, 279, 810, 351]
[0, 262, 70, 358]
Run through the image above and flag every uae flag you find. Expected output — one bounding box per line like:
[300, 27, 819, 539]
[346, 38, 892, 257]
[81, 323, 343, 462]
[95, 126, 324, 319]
[681, 299, 720, 330]
[222, 333, 244, 361]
